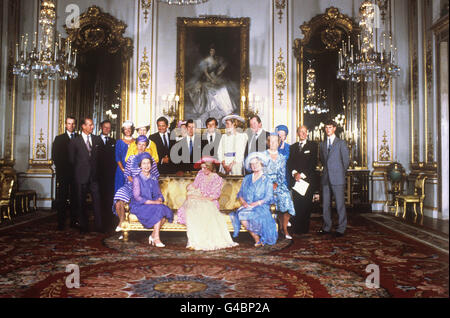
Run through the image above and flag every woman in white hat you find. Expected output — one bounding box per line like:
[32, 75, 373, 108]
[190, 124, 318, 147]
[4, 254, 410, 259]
[125, 122, 159, 164]
[229, 152, 278, 247]
[217, 114, 248, 175]
[114, 121, 135, 193]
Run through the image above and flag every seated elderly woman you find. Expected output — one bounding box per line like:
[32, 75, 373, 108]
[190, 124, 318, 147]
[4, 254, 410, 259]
[177, 156, 238, 251]
[230, 152, 278, 247]
[264, 133, 296, 240]
[129, 152, 173, 248]
[113, 135, 159, 234]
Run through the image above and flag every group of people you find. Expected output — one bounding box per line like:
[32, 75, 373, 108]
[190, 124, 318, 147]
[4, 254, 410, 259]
[52, 113, 349, 250]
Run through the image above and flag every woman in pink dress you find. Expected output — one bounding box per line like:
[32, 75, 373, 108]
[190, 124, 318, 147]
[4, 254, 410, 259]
[177, 157, 238, 251]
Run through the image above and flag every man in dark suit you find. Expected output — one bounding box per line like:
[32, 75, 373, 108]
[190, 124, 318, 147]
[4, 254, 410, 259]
[170, 119, 202, 172]
[69, 117, 104, 233]
[287, 125, 319, 234]
[149, 117, 175, 174]
[318, 120, 350, 238]
[245, 115, 270, 158]
[201, 117, 222, 159]
[97, 120, 117, 232]
[52, 116, 78, 230]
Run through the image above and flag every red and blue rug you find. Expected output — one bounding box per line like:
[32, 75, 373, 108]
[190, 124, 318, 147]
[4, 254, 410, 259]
[0, 212, 447, 298]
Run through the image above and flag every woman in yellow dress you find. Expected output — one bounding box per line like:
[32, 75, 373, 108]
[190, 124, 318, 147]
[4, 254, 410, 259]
[125, 123, 159, 164]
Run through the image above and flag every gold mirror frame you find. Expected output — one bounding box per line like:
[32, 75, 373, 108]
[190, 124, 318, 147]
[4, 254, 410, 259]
[176, 17, 250, 124]
[59, 6, 133, 134]
[294, 7, 368, 168]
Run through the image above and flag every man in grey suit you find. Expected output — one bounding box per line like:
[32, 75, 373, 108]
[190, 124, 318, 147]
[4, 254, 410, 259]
[318, 120, 350, 237]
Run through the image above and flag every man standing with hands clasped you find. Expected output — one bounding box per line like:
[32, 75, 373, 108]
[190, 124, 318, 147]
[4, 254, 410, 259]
[287, 125, 319, 235]
[317, 120, 350, 238]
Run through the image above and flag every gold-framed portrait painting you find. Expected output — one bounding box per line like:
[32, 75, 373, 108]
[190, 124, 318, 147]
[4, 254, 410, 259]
[176, 17, 250, 128]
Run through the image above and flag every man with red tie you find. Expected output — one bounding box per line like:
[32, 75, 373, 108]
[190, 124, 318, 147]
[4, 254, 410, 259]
[68, 117, 104, 234]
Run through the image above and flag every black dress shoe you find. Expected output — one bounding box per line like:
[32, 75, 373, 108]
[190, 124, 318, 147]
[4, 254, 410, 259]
[332, 232, 344, 238]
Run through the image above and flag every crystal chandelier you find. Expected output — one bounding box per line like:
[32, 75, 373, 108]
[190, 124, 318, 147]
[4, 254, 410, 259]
[13, 0, 78, 81]
[158, 0, 209, 5]
[337, 0, 400, 101]
[304, 61, 329, 115]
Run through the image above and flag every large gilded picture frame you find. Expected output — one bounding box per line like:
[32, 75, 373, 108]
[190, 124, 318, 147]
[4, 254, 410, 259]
[176, 17, 250, 128]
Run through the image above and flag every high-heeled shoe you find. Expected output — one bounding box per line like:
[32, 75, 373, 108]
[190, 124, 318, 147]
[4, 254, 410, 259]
[285, 234, 293, 240]
[149, 236, 165, 248]
[115, 225, 122, 232]
[254, 241, 263, 247]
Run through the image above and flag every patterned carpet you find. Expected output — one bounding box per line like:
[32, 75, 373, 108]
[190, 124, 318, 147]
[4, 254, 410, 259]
[0, 211, 448, 298]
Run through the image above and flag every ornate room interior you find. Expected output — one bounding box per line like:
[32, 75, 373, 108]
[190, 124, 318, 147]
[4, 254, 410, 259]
[0, 0, 448, 300]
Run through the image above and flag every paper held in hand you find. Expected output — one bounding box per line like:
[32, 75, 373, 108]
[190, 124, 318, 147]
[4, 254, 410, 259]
[292, 179, 309, 196]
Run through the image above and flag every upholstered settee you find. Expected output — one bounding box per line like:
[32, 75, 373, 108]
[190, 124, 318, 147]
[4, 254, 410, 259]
[121, 174, 246, 241]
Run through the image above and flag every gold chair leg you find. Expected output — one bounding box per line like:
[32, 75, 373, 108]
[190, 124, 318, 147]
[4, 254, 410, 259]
[403, 202, 407, 218]
[123, 231, 129, 242]
[6, 206, 12, 220]
[395, 200, 399, 216]
[413, 203, 417, 216]
[420, 201, 424, 216]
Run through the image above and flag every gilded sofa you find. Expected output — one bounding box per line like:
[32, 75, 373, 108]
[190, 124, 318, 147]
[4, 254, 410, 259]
[121, 174, 245, 241]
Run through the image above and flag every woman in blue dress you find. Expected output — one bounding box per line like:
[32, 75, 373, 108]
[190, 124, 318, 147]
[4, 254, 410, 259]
[130, 152, 173, 248]
[114, 121, 135, 194]
[265, 133, 296, 240]
[113, 136, 159, 233]
[276, 125, 291, 188]
[230, 152, 278, 247]
[276, 125, 290, 159]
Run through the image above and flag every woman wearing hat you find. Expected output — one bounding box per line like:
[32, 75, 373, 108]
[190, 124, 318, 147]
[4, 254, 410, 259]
[125, 123, 159, 164]
[176, 157, 238, 251]
[265, 133, 296, 239]
[275, 125, 291, 158]
[113, 136, 159, 234]
[129, 152, 173, 247]
[230, 152, 278, 246]
[217, 114, 248, 175]
[114, 121, 135, 193]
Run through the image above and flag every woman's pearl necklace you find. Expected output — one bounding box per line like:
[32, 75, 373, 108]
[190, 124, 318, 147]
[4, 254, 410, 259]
[124, 136, 133, 140]
[268, 149, 278, 155]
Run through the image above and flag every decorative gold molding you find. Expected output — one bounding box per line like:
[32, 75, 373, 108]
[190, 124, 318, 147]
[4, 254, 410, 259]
[275, 0, 286, 24]
[35, 129, 47, 159]
[142, 0, 152, 24]
[275, 48, 286, 105]
[298, 7, 357, 53]
[138, 47, 151, 104]
[64, 6, 133, 59]
[378, 131, 390, 161]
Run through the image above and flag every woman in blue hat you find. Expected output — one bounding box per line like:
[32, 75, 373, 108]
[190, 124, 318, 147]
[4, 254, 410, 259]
[275, 125, 290, 159]
[129, 152, 173, 247]
[113, 135, 159, 234]
[230, 152, 278, 247]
